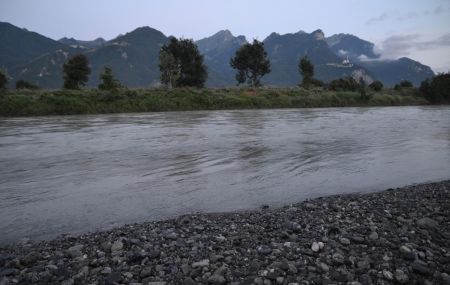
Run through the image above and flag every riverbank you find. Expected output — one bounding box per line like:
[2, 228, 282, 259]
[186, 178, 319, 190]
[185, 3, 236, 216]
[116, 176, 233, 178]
[0, 181, 449, 284]
[0, 88, 429, 116]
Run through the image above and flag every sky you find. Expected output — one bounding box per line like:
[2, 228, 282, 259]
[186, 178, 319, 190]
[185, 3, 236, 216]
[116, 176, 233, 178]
[1, 0, 450, 72]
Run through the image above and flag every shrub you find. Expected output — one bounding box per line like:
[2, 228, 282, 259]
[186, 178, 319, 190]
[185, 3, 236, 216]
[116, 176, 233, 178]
[368, 80, 383, 91]
[16, 80, 39, 90]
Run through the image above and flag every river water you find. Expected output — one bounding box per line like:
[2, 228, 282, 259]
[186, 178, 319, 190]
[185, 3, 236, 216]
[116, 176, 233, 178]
[1, 106, 449, 244]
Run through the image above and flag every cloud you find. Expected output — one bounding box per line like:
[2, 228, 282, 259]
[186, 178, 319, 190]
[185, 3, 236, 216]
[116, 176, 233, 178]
[366, 12, 389, 25]
[380, 34, 420, 58]
[379, 33, 450, 59]
[396, 11, 419, 21]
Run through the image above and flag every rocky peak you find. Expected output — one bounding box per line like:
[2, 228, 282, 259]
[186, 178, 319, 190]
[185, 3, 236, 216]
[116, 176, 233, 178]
[312, 29, 325, 40]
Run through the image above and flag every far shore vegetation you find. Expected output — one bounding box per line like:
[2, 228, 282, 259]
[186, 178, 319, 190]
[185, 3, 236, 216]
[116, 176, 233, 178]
[0, 36, 448, 117]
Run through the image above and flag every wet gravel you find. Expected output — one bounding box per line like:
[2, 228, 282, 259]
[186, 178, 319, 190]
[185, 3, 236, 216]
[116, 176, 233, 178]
[1, 181, 449, 285]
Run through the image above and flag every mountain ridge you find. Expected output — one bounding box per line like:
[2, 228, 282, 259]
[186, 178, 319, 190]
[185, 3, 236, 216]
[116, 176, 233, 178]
[0, 22, 435, 88]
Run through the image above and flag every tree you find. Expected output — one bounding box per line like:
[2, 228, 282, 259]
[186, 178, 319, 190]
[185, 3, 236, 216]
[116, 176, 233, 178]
[98, 66, 122, 91]
[159, 50, 180, 88]
[420, 73, 450, 103]
[0, 71, 8, 90]
[395, 80, 413, 90]
[230, 39, 271, 88]
[159, 38, 207, 88]
[16, 80, 39, 90]
[368, 80, 383, 91]
[299, 56, 314, 89]
[63, 54, 91, 89]
[329, 77, 360, 91]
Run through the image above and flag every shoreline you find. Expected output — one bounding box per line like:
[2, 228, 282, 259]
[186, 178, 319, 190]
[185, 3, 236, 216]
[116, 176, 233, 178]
[0, 181, 449, 284]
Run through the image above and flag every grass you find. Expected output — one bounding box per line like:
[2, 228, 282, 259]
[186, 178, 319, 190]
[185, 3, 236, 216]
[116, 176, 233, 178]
[0, 87, 430, 117]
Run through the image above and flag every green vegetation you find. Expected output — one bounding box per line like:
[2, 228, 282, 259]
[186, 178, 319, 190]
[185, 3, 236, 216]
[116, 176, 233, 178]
[98, 67, 122, 91]
[159, 37, 207, 88]
[63, 54, 91, 89]
[230, 39, 271, 87]
[0, 88, 430, 117]
[16, 79, 40, 90]
[0, 71, 7, 90]
[420, 73, 450, 103]
[329, 77, 360, 91]
[369, 80, 383, 92]
[298, 56, 314, 89]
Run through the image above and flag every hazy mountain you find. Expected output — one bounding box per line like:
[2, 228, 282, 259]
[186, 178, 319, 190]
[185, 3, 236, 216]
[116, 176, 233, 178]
[0, 21, 67, 74]
[261, 30, 373, 86]
[326, 33, 434, 86]
[58, 37, 106, 49]
[358, 58, 435, 87]
[196, 30, 247, 86]
[11, 26, 168, 88]
[326, 33, 380, 61]
[0, 22, 435, 88]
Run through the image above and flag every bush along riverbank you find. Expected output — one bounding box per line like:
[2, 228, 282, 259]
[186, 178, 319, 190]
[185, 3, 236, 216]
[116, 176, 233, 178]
[0, 87, 430, 117]
[0, 181, 449, 284]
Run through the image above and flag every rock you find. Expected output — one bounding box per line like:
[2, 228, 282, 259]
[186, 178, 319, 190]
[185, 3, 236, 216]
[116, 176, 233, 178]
[147, 283, 166, 285]
[61, 279, 74, 285]
[369, 232, 378, 240]
[21, 251, 41, 265]
[417, 217, 438, 229]
[441, 273, 450, 285]
[318, 262, 329, 272]
[140, 267, 152, 278]
[192, 259, 209, 268]
[66, 245, 83, 258]
[276, 277, 284, 284]
[412, 259, 430, 275]
[257, 245, 272, 255]
[340, 237, 350, 245]
[394, 269, 409, 284]
[382, 270, 393, 280]
[101, 267, 112, 275]
[111, 239, 124, 253]
[311, 242, 320, 252]
[208, 274, 226, 284]
[399, 245, 416, 260]
[332, 253, 345, 265]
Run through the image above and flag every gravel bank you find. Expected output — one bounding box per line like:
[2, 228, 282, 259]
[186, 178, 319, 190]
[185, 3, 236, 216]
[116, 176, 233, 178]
[1, 181, 449, 285]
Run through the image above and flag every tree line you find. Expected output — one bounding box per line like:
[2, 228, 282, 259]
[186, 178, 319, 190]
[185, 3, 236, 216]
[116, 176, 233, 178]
[0, 37, 449, 103]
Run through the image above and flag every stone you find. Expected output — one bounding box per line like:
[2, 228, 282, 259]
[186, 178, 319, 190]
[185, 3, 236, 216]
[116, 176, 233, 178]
[67, 245, 83, 258]
[101, 267, 112, 275]
[417, 217, 438, 229]
[257, 245, 272, 255]
[412, 259, 430, 275]
[332, 253, 345, 265]
[208, 274, 226, 284]
[382, 270, 393, 280]
[311, 242, 320, 252]
[399, 245, 416, 260]
[394, 269, 409, 284]
[441, 273, 450, 285]
[111, 240, 124, 252]
[369, 232, 378, 240]
[318, 262, 329, 272]
[340, 237, 350, 245]
[140, 267, 152, 278]
[192, 259, 209, 268]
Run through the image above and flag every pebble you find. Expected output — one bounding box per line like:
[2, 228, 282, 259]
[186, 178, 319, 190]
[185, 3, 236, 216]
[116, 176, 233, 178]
[0, 181, 448, 284]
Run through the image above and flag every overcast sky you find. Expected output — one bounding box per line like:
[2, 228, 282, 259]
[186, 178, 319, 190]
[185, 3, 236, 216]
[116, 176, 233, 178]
[1, 0, 449, 72]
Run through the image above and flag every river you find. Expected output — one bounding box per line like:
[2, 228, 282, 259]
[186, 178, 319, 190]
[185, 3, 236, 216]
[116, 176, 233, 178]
[1, 106, 449, 244]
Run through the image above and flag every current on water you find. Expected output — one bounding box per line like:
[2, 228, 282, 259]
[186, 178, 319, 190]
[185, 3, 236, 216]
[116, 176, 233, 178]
[0, 106, 449, 244]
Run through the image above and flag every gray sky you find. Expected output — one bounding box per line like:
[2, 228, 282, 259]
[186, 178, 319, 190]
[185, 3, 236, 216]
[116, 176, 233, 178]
[1, 0, 449, 72]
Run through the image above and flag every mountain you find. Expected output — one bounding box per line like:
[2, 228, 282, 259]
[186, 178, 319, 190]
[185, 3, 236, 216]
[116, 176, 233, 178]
[0, 22, 435, 88]
[261, 30, 373, 86]
[196, 30, 247, 86]
[58, 37, 106, 49]
[325, 34, 434, 86]
[326, 33, 380, 61]
[0, 21, 67, 74]
[11, 26, 168, 88]
[358, 58, 435, 87]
